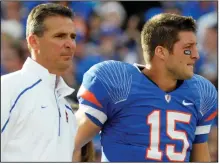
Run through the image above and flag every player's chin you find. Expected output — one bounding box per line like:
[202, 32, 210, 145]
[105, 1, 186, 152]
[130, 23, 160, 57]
[183, 71, 194, 79]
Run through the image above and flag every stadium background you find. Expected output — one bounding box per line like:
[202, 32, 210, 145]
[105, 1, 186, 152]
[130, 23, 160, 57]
[1, 1, 217, 162]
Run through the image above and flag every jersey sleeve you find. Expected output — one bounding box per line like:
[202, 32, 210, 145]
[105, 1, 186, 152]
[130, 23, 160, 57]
[193, 75, 218, 143]
[77, 61, 132, 127]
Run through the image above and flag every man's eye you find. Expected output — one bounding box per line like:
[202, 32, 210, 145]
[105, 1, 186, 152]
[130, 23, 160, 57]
[56, 35, 65, 38]
[71, 35, 76, 40]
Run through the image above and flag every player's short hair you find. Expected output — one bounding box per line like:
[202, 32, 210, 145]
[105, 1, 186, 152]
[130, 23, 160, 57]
[26, 3, 74, 38]
[141, 13, 196, 64]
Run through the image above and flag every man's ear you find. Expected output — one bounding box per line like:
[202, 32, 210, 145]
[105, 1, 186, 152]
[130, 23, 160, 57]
[154, 46, 168, 61]
[27, 34, 39, 51]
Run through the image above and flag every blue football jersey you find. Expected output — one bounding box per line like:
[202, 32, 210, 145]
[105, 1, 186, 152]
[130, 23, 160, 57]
[77, 60, 217, 162]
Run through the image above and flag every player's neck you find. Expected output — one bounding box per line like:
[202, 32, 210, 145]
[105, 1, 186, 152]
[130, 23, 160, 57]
[143, 66, 178, 92]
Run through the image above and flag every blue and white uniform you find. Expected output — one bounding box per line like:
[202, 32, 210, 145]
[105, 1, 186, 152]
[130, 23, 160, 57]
[78, 60, 217, 162]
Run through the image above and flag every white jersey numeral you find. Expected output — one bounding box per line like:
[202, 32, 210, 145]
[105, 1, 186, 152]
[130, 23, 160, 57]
[146, 110, 191, 161]
[146, 110, 162, 160]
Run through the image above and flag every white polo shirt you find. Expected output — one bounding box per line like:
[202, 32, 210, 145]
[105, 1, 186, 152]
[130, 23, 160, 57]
[1, 57, 78, 162]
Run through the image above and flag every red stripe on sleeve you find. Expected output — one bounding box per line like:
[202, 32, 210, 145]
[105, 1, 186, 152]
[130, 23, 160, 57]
[205, 110, 217, 122]
[81, 89, 103, 108]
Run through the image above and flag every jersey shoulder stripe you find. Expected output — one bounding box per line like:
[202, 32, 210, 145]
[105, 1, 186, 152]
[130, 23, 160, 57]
[87, 60, 133, 104]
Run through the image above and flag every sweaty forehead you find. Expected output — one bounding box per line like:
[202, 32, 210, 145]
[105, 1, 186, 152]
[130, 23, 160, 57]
[177, 31, 197, 45]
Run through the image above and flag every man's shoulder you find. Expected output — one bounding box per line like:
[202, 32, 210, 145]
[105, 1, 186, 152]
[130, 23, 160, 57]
[80, 61, 136, 105]
[86, 60, 136, 77]
[1, 70, 22, 80]
[1, 70, 42, 95]
[187, 74, 216, 89]
[185, 74, 217, 103]
[1, 70, 23, 88]
[2, 69, 35, 83]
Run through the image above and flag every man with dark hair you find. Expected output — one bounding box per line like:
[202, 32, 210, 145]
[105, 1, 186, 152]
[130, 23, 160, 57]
[1, 3, 77, 162]
[74, 13, 217, 162]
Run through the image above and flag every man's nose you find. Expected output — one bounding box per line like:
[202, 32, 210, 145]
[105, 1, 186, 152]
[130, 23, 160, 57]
[65, 39, 76, 50]
[192, 51, 200, 60]
[191, 48, 200, 60]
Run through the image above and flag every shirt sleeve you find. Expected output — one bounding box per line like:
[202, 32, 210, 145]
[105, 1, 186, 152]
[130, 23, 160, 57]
[77, 72, 110, 127]
[77, 61, 133, 127]
[193, 76, 218, 143]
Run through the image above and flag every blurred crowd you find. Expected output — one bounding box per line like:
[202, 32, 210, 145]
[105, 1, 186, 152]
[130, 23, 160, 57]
[1, 1, 218, 162]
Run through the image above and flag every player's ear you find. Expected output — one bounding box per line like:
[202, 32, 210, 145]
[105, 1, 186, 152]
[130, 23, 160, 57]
[154, 46, 167, 60]
[27, 34, 40, 51]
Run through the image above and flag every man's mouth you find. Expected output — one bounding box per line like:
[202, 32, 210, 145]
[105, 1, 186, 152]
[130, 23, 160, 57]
[61, 55, 72, 61]
[61, 54, 72, 57]
[187, 64, 194, 68]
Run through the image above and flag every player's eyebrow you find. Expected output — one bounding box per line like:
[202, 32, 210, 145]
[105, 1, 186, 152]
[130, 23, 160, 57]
[183, 42, 197, 47]
[184, 42, 197, 46]
[70, 33, 76, 38]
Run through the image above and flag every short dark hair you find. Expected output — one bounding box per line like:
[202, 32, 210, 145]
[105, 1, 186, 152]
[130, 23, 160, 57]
[26, 3, 74, 38]
[141, 13, 196, 64]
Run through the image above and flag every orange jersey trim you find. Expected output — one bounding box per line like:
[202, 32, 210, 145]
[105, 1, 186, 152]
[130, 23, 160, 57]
[205, 110, 217, 122]
[81, 89, 103, 108]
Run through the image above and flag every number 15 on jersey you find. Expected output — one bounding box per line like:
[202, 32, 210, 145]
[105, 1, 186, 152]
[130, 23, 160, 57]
[146, 110, 191, 162]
